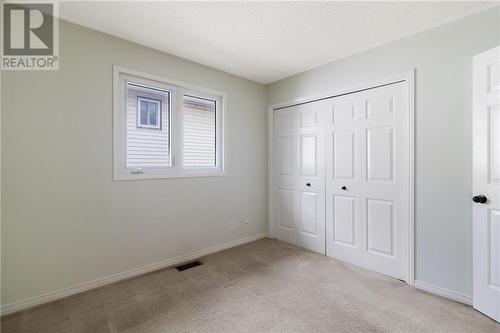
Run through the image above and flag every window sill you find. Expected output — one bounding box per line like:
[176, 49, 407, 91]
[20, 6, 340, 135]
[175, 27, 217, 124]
[113, 170, 227, 181]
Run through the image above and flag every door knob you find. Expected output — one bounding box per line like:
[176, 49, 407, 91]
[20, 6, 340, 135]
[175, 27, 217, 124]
[472, 195, 487, 204]
[341, 186, 347, 190]
[306, 183, 311, 187]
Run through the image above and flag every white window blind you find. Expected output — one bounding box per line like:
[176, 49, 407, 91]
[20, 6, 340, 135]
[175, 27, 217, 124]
[183, 95, 216, 168]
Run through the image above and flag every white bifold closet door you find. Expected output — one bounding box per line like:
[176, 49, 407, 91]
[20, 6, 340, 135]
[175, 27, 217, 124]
[325, 82, 409, 281]
[273, 101, 327, 254]
[272, 81, 409, 281]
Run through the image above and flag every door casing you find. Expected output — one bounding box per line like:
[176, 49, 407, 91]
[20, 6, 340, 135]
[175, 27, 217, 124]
[267, 70, 415, 285]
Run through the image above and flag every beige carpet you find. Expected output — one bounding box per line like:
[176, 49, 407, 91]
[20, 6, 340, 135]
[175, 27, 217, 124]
[1, 238, 499, 332]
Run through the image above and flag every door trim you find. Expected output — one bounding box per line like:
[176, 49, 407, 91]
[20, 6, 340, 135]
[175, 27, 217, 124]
[268, 69, 415, 285]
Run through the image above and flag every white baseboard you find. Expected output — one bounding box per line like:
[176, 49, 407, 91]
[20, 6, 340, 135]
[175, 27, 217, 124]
[1, 233, 267, 316]
[414, 280, 472, 305]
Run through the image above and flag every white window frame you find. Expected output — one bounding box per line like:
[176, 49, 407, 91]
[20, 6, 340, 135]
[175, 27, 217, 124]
[113, 65, 226, 180]
[137, 97, 162, 129]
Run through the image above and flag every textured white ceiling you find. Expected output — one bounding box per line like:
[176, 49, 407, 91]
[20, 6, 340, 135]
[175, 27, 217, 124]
[60, 1, 498, 83]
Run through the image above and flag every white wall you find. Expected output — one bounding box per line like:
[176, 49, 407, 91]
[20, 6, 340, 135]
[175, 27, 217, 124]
[1, 20, 267, 307]
[267, 7, 500, 297]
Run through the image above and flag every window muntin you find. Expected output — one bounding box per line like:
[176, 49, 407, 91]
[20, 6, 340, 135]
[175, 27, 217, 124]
[114, 66, 225, 180]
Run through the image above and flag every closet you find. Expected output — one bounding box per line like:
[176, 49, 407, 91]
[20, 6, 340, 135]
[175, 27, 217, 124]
[271, 79, 410, 281]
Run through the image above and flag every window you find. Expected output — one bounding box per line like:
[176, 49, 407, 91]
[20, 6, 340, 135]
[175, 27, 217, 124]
[113, 66, 225, 180]
[137, 97, 161, 129]
[126, 84, 169, 169]
[183, 95, 216, 168]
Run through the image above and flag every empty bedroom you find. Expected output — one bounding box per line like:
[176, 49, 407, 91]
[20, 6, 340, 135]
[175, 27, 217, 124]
[1, 1, 499, 332]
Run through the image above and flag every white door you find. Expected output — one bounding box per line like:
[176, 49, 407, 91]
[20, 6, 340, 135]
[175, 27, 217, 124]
[325, 81, 410, 281]
[273, 101, 326, 254]
[473, 45, 500, 322]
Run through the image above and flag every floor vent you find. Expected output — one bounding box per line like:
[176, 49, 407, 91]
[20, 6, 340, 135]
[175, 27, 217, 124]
[175, 260, 202, 271]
